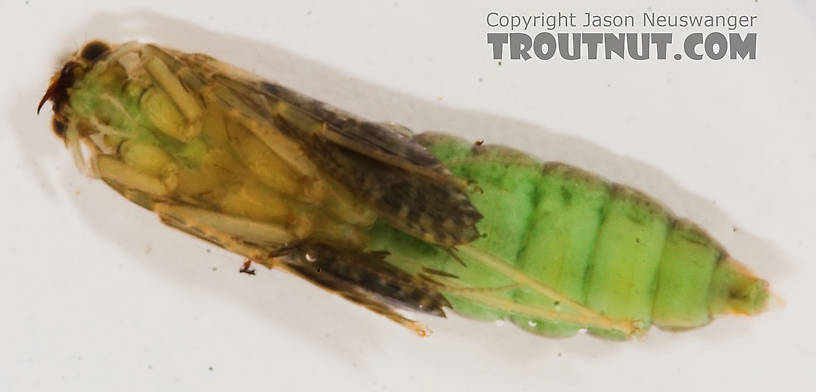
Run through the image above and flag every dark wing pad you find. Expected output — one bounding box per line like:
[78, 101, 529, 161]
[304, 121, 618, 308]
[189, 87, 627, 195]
[285, 244, 451, 318]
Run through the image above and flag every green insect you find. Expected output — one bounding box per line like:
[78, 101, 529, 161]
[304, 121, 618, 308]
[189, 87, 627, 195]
[39, 40, 773, 340]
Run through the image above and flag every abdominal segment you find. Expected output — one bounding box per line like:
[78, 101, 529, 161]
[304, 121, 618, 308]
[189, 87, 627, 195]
[368, 133, 771, 339]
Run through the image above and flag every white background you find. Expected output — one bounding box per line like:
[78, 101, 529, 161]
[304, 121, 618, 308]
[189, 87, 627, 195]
[1, 0, 814, 390]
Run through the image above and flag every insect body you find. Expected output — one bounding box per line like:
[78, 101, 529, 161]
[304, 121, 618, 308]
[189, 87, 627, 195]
[370, 134, 771, 338]
[40, 41, 772, 340]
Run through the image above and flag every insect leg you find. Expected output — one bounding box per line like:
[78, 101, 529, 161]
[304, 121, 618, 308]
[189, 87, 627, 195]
[210, 85, 332, 208]
[134, 47, 206, 143]
[143, 55, 203, 123]
[153, 202, 309, 249]
[95, 155, 169, 196]
[140, 86, 199, 142]
[219, 113, 376, 225]
[64, 121, 102, 178]
[458, 245, 640, 336]
[210, 83, 323, 181]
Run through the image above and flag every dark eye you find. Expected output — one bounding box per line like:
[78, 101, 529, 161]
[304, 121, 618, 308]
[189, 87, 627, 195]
[80, 40, 111, 62]
[52, 117, 67, 139]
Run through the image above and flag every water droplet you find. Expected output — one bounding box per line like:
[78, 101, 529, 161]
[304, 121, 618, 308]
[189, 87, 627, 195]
[305, 252, 317, 262]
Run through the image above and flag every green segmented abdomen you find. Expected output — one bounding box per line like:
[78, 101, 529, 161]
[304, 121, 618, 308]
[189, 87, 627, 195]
[367, 133, 770, 339]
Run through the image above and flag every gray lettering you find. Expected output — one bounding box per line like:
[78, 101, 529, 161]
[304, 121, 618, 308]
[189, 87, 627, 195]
[627, 33, 649, 60]
[730, 33, 757, 59]
[651, 33, 672, 60]
[486, 12, 499, 27]
[487, 33, 509, 60]
[510, 16, 521, 30]
[705, 32, 728, 60]
[582, 33, 603, 59]
[558, 33, 580, 60]
[605, 33, 626, 59]
[684, 33, 704, 60]
[533, 32, 557, 60]
[510, 33, 533, 60]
